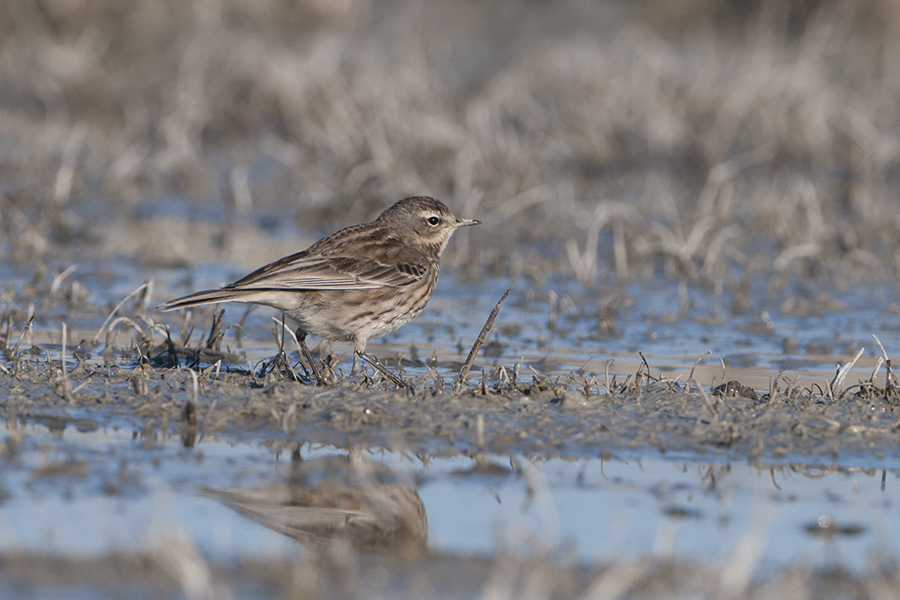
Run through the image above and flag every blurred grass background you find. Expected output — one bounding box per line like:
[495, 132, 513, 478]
[1, 0, 899, 289]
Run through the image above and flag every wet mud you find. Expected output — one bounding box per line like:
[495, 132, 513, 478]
[5, 351, 900, 466]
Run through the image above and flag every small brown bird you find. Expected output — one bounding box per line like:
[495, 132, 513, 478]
[162, 196, 478, 387]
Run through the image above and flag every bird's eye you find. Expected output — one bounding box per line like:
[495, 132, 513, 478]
[426, 216, 440, 226]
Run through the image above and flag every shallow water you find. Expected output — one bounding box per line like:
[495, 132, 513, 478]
[2, 421, 897, 578]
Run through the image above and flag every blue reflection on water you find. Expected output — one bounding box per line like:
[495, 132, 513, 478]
[1, 422, 896, 578]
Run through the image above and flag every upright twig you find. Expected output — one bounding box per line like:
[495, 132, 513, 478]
[9, 315, 35, 360]
[455, 289, 510, 391]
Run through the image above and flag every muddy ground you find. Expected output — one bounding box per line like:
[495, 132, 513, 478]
[5, 346, 900, 466]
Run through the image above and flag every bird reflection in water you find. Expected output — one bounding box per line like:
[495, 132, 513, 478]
[203, 447, 427, 556]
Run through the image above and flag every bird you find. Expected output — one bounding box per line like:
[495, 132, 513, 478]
[161, 196, 479, 387]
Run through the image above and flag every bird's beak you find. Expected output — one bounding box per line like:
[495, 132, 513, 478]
[455, 218, 480, 228]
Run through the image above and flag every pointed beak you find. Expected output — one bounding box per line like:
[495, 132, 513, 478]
[455, 218, 480, 228]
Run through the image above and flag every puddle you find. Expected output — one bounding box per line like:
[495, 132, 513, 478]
[2, 421, 897, 579]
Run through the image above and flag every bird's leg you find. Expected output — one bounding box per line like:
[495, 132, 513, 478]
[355, 351, 406, 389]
[296, 328, 326, 386]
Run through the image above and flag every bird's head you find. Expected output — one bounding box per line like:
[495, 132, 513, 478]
[378, 196, 479, 253]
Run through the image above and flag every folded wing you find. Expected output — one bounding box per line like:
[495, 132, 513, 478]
[225, 251, 428, 292]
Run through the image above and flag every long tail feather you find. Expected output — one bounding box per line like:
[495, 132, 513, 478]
[161, 288, 254, 311]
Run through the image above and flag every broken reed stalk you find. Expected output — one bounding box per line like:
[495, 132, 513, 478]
[9, 315, 35, 359]
[91, 282, 149, 345]
[829, 346, 864, 400]
[872, 334, 897, 389]
[49, 265, 77, 298]
[455, 289, 510, 391]
[186, 367, 199, 406]
[688, 351, 711, 381]
[205, 306, 226, 351]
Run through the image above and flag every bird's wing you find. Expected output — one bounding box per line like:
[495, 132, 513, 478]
[225, 250, 429, 292]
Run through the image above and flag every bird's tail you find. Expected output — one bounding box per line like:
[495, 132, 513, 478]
[160, 288, 258, 312]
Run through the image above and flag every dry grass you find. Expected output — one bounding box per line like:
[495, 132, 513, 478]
[0, 0, 899, 286]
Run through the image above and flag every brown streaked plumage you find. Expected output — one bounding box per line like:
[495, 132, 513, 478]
[162, 196, 479, 387]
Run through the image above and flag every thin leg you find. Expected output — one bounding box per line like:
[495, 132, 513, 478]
[296, 329, 326, 386]
[356, 350, 406, 388]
